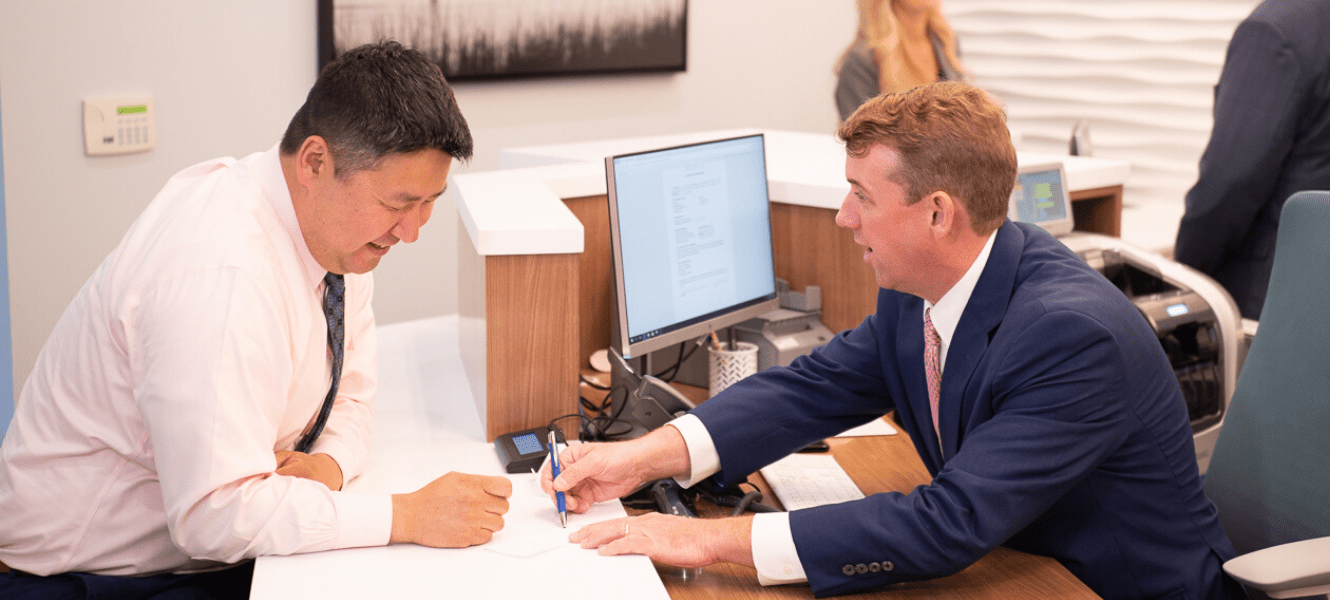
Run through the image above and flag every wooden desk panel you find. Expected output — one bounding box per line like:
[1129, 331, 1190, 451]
[458, 228, 582, 441]
[770, 202, 877, 334]
[1070, 186, 1123, 238]
[565, 195, 616, 370]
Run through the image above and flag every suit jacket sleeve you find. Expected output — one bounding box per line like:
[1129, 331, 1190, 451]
[690, 311, 897, 486]
[696, 304, 1136, 597]
[1175, 17, 1304, 272]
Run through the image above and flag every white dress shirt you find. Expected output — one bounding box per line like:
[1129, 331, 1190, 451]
[670, 232, 997, 585]
[0, 146, 392, 576]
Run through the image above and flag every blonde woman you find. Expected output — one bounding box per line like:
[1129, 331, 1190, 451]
[835, 0, 966, 120]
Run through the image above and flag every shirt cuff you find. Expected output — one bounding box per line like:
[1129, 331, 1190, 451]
[752, 511, 808, 585]
[667, 414, 720, 488]
[331, 492, 393, 549]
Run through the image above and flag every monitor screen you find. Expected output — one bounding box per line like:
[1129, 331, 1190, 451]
[605, 134, 780, 359]
[1009, 162, 1074, 237]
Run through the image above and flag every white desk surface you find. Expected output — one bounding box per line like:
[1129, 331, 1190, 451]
[452, 128, 1132, 257]
[249, 315, 669, 600]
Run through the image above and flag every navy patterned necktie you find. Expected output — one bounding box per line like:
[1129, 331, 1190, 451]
[296, 272, 345, 453]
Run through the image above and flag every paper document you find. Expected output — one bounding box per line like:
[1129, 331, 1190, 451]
[483, 472, 628, 559]
[835, 417, 898, 437]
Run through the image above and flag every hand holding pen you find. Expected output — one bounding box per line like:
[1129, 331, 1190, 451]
[548, 430, 568, 527]
[541, 426, 692, 515]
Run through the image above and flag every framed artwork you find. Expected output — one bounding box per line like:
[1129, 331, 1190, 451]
[318, 0, 688, 81]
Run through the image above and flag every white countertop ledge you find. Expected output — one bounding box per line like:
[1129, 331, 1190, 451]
[455, 129, 1130, 257]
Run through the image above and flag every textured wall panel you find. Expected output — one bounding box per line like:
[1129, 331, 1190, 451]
[945, 0, 1261, 245]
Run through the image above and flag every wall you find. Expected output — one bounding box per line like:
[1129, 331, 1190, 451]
[946, 0, 1262, 250]
[0, 1, 1267, 401]
[0, 1, 856, 399]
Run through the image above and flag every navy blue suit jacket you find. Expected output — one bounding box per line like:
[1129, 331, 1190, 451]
[692, 222, 1242, 599]
[1175, 0, 1330, 319]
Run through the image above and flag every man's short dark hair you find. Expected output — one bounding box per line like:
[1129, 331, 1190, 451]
[280, 40, 473, 177]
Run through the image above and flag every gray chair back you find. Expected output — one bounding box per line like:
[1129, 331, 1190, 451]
[1204, 190, 1330, 557]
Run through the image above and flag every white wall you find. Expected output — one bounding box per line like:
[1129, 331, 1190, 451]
[946, 0, 1262, 250]
[0, 1, 857, 398]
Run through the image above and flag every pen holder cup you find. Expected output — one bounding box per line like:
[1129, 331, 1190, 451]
[708, 342, 759, 397]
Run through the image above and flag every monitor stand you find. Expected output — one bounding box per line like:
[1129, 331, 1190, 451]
[606, 350, 696, 440]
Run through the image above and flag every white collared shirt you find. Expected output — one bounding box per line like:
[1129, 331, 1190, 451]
[671, 231, 997, 585]
[0, 146, 392, 576]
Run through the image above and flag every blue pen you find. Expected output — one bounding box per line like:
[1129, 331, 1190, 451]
[548, 430, 567, 527]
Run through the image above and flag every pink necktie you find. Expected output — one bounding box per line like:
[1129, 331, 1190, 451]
[924, 309, 942, 443]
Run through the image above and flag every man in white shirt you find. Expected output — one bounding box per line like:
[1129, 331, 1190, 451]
[542, 82, 1242, 599]
[0, 41, 511, 599]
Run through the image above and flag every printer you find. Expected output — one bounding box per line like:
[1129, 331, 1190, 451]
[732, 279, 836, 372]
[644, 279, 836, 386]
[1013, 162, 1244, 473]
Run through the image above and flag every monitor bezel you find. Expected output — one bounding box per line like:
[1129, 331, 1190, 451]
[604, 133, 781, 360]
[1009, 161, 1075, 237]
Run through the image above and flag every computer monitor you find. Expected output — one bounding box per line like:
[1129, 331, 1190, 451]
[604, 133, 781, 361]
[1008, 161, 1075, 237]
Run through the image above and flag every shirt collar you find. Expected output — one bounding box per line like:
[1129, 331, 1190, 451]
[255, 144, 327, 290]
[923, 230, 998, 369]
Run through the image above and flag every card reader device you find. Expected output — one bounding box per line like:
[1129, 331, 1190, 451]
[494, 425, 566, 474]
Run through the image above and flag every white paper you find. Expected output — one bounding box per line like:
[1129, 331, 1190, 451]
[835, 417, 898, 437]
[482, 472, 626, 559]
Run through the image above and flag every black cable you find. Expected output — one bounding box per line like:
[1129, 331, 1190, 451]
[729, 490, 779, 515]
[652, 342, 688, 382]
[576, 383, 635, 441]
[652, 339, 704, 383]
[546, 413, 590, 437]
[690, 479, 780, 515]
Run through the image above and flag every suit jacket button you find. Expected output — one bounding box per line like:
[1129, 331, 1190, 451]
[855, 563, 869, 574]
[881, 561, 895, 571]
[868, 562, 881, 573]
[843, 564, 856, 576]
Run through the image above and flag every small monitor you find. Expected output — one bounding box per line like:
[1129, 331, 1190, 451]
[1009, 161, 1075, 237]
[605, 134, 780, 360]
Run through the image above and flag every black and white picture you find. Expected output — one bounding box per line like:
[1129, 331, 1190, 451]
[319, 0, 688, 81]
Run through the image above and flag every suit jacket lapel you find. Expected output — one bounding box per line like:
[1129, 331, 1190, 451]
[936, 221, 1025, 459]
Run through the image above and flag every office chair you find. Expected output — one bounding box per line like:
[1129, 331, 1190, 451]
[1203, 191, 1330, 599]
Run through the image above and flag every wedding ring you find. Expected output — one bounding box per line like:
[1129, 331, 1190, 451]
[624, 522, 630, 536]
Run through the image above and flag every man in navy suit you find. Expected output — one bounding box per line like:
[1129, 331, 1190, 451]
[544, 82, 1245, 599]
[1175, 0, 1330, 319]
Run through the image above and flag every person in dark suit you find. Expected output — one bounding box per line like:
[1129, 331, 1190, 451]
[543, 81, 1244, 599]
[1174, 0, 1330, 320]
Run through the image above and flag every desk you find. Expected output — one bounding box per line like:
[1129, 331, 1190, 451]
[450, 129, 1131, 442]
[577, 378, 1098, 600]
[653, 432, 1097, 599]
[250, 316, 670, 600]
[251, 316, 1099, 599]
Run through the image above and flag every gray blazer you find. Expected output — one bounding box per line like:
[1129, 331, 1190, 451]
[835, 34, 964, 121]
